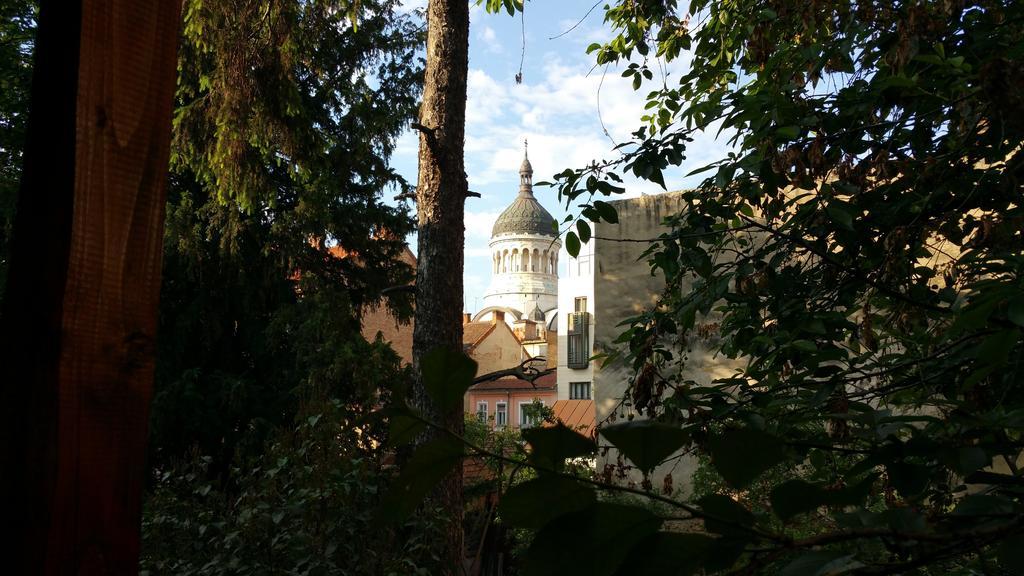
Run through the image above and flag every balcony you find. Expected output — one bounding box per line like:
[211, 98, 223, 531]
[567, 311, 590, 369]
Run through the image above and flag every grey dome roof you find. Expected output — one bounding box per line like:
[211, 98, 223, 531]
[492, 191, 557, 237]
[529, 304, 545, 322]
[492, 146, 557, 237]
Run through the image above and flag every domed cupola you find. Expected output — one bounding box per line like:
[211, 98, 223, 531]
[491, 145, 557, 238]
[479, 141, 561, 325]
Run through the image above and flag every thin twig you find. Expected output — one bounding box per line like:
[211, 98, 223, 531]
[549, 0, 603, 40]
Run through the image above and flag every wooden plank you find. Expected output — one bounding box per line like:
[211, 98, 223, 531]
[0, 1, 181, 573]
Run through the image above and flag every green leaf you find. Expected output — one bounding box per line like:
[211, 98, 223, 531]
[386, 407, 426, 446]
[1008, 295, 1024, 326]
[649, 167, 666, 189]
[885, 461, 931, 497]
[523, 423, 596, 471]
[965, 471, 1024, 486]
[998, 534, 1024, 573]
[952, 494, 1017, 517]
[771, 474, 878, 521]
[952, 446, 990, 474]
[600, 420, 690, 475]
[618, 533, 715, 576]
[708, 429, 787, 489]
[775, 125, 800, 140]
[974, 329, 1020, 367]
[566, 231, 581, 257]
[770, 480, 816, 522]
[780, 551, 862, 576]
[577, 220, 592, 244]
[792, 339, 818, 353]
[522, 503, 661, 576]
[698, 494, 755, 537]
[421, 347, 477, 412]
[882, 507, 926, 532]
[593, 200, 619, 223]
[499, 476, 596, 529]
[825, 201, 856, 231]
[376, 435, 463, 524]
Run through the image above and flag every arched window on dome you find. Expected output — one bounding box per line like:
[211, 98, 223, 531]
[512, 249, 519, 272]
[521, 249, 528, 272]
[549, 252, 555, 275]
[532, 249, 539, 272]
[494, 252, 500, 274]
[502, 249, 509, 273]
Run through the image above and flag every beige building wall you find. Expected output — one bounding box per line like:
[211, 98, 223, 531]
[593, 192, 745, 495]
[465, 318, 525, 379]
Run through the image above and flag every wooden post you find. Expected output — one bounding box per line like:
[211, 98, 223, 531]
[0, 0, 181, 573]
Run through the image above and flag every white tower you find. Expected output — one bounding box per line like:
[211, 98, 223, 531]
[478, 144, 561, 325]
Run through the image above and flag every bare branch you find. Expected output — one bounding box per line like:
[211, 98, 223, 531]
[473, 357, 551, 385]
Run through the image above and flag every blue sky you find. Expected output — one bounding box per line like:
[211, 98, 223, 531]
[390, 1, 731, 313]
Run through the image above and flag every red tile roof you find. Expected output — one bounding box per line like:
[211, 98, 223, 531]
[469, 372, 556, 391]
[549, 399, 596, 438]
[462, 321, 496, 350]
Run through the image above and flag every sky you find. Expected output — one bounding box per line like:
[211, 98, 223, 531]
[390, 1, 731, 314]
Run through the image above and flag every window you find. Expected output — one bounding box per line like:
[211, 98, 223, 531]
[569, 381, 591, 400]
[573, 255, 590, 276]
[495, 402, 507, 428]
[574, 297, 587, 312]
[519, 401, 543, 429]
[567, 310, 590, 369]
[476, 401, 488, 423]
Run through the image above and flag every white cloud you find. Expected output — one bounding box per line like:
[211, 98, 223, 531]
[477, 25, 502, 53]
[461, 50, 734, 196]
[464, 209, 501, 240]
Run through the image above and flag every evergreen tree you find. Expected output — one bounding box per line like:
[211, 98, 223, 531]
[149, 0, 424, 477]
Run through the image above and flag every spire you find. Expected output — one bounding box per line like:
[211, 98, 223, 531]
[519, 139, 534, 196]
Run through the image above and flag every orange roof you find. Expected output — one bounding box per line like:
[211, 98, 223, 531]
[469, 372, 556, 392]
[462, 321, 496, 350]
[549, 399, 596, 438]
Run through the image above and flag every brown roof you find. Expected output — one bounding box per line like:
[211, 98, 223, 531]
[357, 246, 416, 364]
[549, 399, 596, 438]
[462, 321, 496, 350]
[469, 372, 556, 392]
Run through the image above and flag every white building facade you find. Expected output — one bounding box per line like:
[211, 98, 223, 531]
[556, 230, 596, 401]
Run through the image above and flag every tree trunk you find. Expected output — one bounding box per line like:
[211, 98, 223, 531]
[412, 0, 470, 572]
[0, 0, 181, 573]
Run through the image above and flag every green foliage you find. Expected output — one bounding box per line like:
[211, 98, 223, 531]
[140, 398, 447, 575]
[377, 434, 464, 523]
[522, 422, 597, 472]
[174, 0, 423, 209]
[599, 419, 689, 475]
[150, 0, 422, 479]
[421, 347, 478, 412]
[0, 0, 35, 305]
[498, 476, 596, 530]
[487, 0, 1024, 573]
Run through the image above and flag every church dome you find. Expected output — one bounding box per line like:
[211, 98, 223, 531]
[492, 192, 557, 237]
[492, 144, 557, 238]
